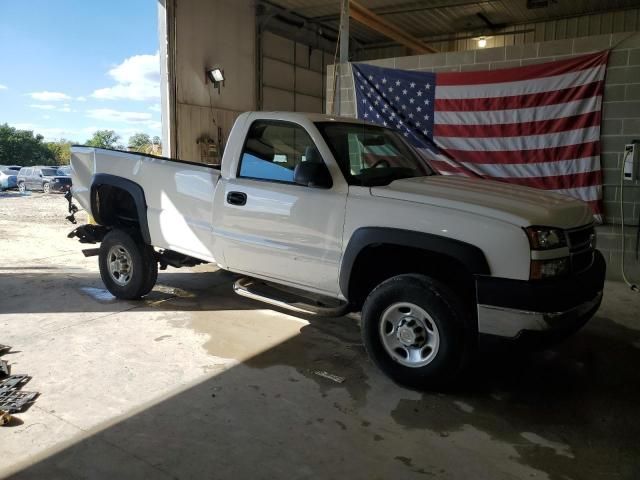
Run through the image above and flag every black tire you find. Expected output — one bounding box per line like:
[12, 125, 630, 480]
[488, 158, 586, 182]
[99, 229, 158, 300]
[43, 182, 50, 194]
[361, 274, 474, 389]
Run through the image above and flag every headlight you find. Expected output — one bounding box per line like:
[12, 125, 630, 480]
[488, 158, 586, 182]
[530, 258, 570, 279]
[525, 226, 567, 250]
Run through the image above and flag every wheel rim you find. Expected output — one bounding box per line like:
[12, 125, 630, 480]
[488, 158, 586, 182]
[18, 183, 25, 192]
[379, 302, 440, 368]
[43, 183, 49, 193]
[107, 244, 134, 286]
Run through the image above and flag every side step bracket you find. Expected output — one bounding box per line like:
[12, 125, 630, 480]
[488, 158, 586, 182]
[233, 277, 351, 317]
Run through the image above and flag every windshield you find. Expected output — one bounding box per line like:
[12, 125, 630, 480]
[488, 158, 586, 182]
[315, 122, 434, 186]
[41, 168, 57, 176]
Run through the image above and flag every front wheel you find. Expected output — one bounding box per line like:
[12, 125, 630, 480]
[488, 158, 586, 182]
[18, 182, 26, 193]
[43, 182, 50, 194]
[98, 229, 158, 300]
[361, 274, 474, 389]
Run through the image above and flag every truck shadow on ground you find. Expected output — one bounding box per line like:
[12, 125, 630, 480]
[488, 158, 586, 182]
[3, 267, 640, 479]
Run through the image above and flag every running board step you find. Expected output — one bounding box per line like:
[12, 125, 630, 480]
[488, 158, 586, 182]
[233, 277, 351, 317]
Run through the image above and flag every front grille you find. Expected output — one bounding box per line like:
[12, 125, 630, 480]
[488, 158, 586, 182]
[567, 224, 595, 273]
[56, 177, 72, 184]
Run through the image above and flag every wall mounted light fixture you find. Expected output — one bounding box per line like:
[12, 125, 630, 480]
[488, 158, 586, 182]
[206, 67, 225, 92]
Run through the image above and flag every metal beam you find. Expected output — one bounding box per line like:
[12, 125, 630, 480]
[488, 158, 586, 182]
[360, 27, 536, 51]
[349, 0, 437, 54]
[339, 0, 349, 64]
[335, 0, 350, 116]
[314, 0, 497, 22]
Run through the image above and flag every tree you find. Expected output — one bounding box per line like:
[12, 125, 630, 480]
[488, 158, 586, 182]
[128, 132, 162, 155]
[86, 130, 123, 150]
[149, 136, 162, 155]
[45, 139, 73, 165]
[128, 133, 151, 152]
[0, 123, 55, 166]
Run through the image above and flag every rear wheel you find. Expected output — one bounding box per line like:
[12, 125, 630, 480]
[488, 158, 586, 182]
[43, 182, 50, 194]
[99, 229, 158, 300]
[18, 182, 25, 193]
[361, 274, 474, 389]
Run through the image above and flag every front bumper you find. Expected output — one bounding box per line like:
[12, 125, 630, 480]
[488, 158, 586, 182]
[476, 250, 606, 341]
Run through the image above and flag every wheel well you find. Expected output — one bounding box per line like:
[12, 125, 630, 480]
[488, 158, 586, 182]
[93, 185, 140, 231]
[346, 244, 476, 310]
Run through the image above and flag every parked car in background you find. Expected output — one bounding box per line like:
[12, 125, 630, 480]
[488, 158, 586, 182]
[17, 166, 72, 194]
[0, 165, 22, 172]
[0, 168, 18, 190]
[57, 165, 71, 176]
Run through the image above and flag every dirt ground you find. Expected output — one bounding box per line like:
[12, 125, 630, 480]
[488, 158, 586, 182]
[1, 190, 640, 480]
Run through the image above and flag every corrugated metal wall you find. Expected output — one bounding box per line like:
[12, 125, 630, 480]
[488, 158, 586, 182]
[260, 31, 328, 113]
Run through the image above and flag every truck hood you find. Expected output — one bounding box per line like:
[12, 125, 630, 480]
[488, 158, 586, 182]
[370, 176, 594, 228]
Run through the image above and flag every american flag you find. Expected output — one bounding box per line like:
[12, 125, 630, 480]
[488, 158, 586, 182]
[352, 51, 609, 221]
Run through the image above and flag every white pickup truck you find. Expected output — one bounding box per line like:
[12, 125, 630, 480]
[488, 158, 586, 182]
[67, 112, 605, 387]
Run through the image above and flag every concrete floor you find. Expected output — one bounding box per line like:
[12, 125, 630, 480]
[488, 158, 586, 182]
[1, 192, 640, 480]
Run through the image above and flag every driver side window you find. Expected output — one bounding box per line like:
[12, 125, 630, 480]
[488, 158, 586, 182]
[238, 120, 320, 183]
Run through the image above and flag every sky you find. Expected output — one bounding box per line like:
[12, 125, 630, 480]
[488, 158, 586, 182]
[0, 0, 160, 144]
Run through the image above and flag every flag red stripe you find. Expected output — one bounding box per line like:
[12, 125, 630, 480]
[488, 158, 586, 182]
[434, 111, 601, 138]
[440, 141, 600, 165]
[434, 81, 604, 112]
[490, 170, 602, 190]
[428, 161, 602, 190]
[436, 51, 608, 86]
[426, 160, 473, 176]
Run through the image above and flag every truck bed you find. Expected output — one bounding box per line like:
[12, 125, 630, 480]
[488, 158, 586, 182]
[70, 146, 221, 261]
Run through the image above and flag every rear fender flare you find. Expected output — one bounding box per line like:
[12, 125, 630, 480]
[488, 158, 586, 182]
[90, 174, 151, 244]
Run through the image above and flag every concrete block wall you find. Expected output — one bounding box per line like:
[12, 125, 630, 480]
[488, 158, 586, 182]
[327, 32, 640, 281]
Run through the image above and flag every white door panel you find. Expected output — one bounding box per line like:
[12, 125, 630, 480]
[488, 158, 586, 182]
[216, 178, 346, 295]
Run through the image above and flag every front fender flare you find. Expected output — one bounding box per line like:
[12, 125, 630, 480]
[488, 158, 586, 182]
[339, 227, 490, 299]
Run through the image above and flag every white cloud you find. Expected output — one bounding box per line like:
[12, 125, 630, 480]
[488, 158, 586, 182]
[149, 104, 161, 112]
[30, 104, 57, 110]
[86, 108, 154, 124]
[76, 96, 87, 102]
[30, 103, 73, 112]
[0, 84, 7, 90]
[28, 91, 71, 102]
[92, 52, 160, 101]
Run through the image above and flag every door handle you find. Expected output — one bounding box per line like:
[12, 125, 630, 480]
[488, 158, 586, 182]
[227, 191, 247, 206]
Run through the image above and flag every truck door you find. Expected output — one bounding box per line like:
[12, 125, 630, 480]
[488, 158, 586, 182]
[214, 119, 347, 297]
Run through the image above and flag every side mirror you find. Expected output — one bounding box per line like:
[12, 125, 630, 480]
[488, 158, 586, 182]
[294, 161, 332, 189]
